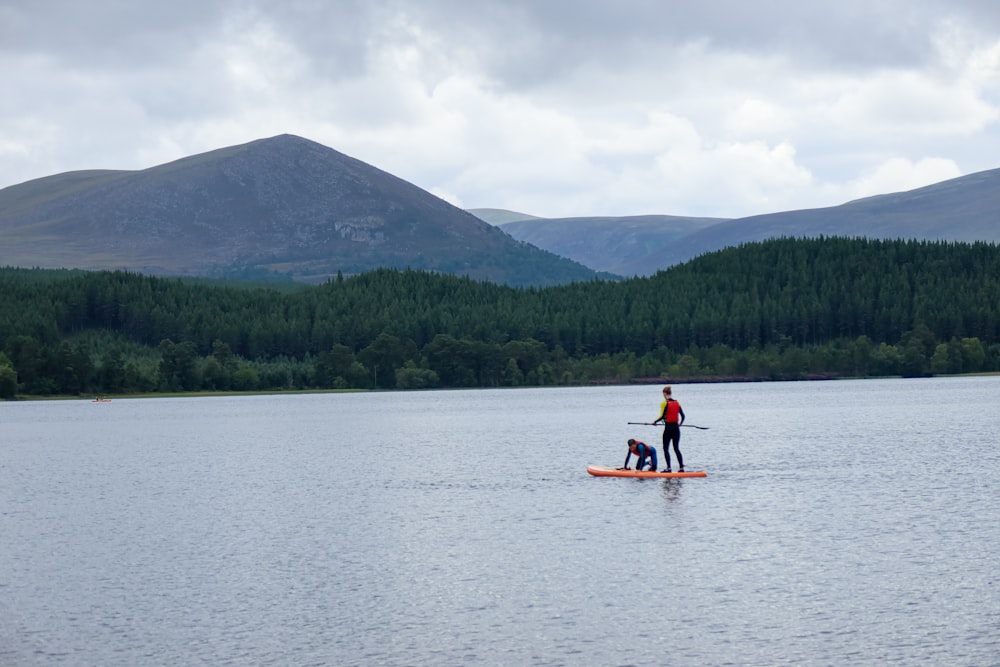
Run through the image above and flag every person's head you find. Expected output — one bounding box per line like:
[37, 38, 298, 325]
[662, 386, 672, 398]
[627, 438, 637, 448]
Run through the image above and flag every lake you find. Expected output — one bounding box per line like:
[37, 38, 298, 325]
[2, 377, 999, 666]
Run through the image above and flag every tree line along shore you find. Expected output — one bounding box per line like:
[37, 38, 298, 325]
[2, 236, 999, 399]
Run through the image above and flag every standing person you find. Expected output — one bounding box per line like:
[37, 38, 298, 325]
[653, 385, 686, 472]
[620, 438, 658, 472]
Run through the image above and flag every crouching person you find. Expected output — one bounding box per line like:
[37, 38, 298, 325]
[620, 438, 658, 472]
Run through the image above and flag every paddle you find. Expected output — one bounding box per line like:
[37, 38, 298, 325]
[627, 421, 710, 430]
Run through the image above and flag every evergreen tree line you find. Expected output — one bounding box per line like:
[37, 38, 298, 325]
[2, 236, 999, 399]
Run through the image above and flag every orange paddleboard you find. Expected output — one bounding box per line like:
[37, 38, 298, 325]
[587, 465, 707, 479]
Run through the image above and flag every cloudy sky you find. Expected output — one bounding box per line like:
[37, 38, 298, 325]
[2, 0, 999, 218]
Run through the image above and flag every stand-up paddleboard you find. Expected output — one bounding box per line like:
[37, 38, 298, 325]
[587, 465, 706, 479]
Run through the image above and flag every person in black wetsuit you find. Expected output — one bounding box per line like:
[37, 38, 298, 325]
[653, 385, 686, 472]
[619, 438, 658, 472]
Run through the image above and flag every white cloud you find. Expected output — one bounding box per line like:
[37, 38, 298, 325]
[1, 0, 1000, 220]
[724, 99, 796, 139]
[847, 157, 963, 199]
[828, 70, 997, 137]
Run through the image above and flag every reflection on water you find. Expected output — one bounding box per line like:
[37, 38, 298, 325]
[1, 377, 999, 666]
[659, 479, 685, 504]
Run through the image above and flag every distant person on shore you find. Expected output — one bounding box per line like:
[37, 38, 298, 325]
[619, 438, 658, 472]
[653, 385, 685, 472]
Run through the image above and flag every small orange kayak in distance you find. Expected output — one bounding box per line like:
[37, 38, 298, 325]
[586, 465, 707, 479]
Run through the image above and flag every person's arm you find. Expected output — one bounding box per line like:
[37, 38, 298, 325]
[653, 400, 666, 424]
[620, 450, 632, 470]
[679, 403, 686, 425]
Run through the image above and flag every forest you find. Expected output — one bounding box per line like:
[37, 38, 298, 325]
[2, 236, 999, 399]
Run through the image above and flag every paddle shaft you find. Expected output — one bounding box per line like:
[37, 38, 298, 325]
[627, 421, 710, 430]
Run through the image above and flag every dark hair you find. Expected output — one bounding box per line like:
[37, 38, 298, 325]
[627, 439, 636, 445]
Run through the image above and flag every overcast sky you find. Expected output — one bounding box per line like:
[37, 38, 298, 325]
[2, 0, 999, 218]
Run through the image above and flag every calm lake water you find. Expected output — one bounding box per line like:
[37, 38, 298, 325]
[2, 377, 999, 666]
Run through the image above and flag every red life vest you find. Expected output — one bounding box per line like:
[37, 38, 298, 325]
[663, 400, 681, 423]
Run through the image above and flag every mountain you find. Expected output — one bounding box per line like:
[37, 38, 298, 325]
[629, 168, 1000, 274]
[0, 135, 602, 287]
[503, 214, 723, 276]
[471, 170, 1000, 276]
[8, 136, 996, 284]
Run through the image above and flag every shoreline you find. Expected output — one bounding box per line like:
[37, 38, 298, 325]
[6, 371, 1000, 402]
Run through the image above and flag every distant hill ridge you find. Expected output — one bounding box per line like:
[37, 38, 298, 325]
[470, 169, 1000, 275]
[477, 213, 724, 276]
[0, 135, 602, 286]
